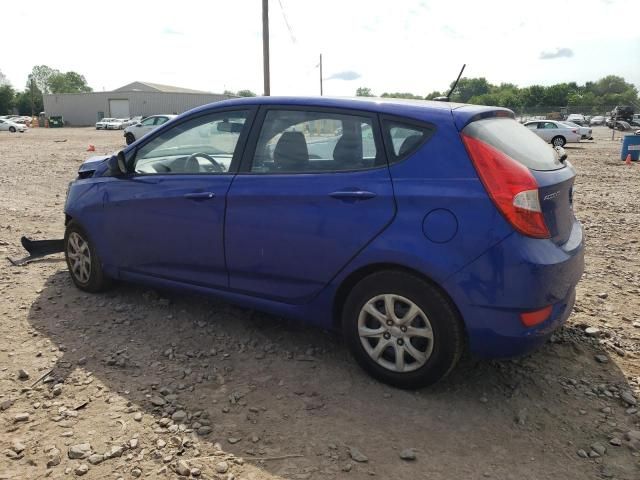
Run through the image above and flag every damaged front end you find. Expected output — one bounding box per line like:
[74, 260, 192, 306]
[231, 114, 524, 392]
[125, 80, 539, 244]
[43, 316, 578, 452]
[7, 152, 124, 266]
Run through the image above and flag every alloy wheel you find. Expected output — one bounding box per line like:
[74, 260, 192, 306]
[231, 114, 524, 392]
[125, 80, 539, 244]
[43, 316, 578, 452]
[67, 232, 92, 284]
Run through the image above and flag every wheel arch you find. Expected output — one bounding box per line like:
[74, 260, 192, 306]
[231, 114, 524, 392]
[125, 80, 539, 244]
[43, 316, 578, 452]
[331, 263, 466, 334]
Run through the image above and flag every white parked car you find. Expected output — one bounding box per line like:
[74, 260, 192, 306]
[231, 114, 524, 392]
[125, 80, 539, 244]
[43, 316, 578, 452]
[96, 118, 116, 130]
[523, 120, 581, 147]
[560, 121, 593, 140]
[590, 116, 606, 126]
[566, 113, 586, 126]
[0, 118, 27, 133]
[124, 114, 176, 145]
[106, 118, 127, 130]
[124, 116, 143, 127]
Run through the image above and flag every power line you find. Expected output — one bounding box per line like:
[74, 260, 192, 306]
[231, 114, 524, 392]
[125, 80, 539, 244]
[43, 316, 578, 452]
[277, 0, 296, 43]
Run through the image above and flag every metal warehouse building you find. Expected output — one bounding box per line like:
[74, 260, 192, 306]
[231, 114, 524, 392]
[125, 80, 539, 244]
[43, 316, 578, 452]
[43, 81, 233, 126]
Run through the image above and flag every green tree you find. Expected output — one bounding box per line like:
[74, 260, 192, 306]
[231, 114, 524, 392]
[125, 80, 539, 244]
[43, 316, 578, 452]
[380, 92, 423, 99]
[48, 71, 92, 94]
[14, 88, 44, 115]
[236, 89, 257, 97]
[424, 91, 443, 100]
[450, 77, 490, 103]
[0, 84, 15, 114]
[27, 65, 59, 94]
[356, 87, 374, 97]
[590, 75, 635, 96]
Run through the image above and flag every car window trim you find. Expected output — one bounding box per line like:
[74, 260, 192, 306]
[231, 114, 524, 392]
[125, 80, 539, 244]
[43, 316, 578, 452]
[237, 104, 387, 175]
[379, 114, 436, 165]
[128, 106, 257, 177]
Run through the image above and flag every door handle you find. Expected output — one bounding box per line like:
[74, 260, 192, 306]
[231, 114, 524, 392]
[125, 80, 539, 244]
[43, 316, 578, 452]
[329, 190, 377, 200]
[183, 192, 215, 200]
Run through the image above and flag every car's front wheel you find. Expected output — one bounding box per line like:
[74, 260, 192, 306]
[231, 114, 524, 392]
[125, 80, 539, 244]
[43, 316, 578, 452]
[551, 136, 566, 147]
[342, 271, 464, 389]
[125, 133, 135, 145]
[9, 126, 16, 133]
[64, 221, 112, 293]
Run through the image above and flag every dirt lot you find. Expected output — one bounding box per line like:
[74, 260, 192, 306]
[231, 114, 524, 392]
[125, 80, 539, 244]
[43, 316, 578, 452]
[0, 126, 639, 480]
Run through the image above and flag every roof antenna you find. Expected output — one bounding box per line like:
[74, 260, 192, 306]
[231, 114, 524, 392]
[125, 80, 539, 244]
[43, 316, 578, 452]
[433, 64, 466, 102]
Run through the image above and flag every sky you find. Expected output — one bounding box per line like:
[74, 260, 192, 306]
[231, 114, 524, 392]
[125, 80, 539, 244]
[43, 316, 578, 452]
[2, 0, 639, 96]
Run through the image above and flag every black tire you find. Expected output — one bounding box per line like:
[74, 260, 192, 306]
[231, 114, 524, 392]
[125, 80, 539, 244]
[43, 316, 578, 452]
[342, 270, 465, 389]
[125, 133, 135, 145]
[64, 220, 112, 293]
[551, 136, 566, 147]
[9, 126, 16, 133]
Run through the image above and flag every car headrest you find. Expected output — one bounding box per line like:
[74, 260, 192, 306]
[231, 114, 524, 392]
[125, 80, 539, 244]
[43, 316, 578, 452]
[333, 134, 362, 166]
[274, 131, 308, 171]
[398, 134, 423, 157]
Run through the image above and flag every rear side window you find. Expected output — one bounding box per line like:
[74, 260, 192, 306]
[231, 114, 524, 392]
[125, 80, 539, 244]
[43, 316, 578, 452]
[463, 118, 563, 171]
[382, 120, 434, 163]
[250, 110, 382, 173]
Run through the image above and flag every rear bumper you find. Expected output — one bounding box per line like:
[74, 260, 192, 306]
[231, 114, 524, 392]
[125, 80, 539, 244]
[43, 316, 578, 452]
[444, 221, 584, 358]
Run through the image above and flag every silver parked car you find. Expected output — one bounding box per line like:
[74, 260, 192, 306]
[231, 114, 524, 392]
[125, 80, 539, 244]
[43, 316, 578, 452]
[560, 121, 593, 140]
[523, 120, 582, 147]
[0, 118, 27, 133]
[124, 114, 176, 145]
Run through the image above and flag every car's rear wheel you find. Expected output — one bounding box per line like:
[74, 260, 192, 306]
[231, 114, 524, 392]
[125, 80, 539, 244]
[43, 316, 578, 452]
[551, 136, 566, 147]
[342, 271, 464, 389]
[64, 221, 112, 293]
[9, 126, 16, 133]
[125, 133, 135, 145]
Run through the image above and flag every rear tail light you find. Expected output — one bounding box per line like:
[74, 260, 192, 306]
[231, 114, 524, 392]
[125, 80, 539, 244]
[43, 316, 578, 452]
[520, 305, 552, 327]
[461, 134, 550, 238]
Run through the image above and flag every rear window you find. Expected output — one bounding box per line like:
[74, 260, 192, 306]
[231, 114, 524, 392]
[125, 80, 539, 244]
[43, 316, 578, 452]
[382, 119, 434, 163]
[463, 118, 563, 171]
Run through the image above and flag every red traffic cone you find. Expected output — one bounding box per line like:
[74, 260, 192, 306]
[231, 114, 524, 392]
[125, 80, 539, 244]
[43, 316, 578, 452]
[625, 153, 632, 165]
[87, 144, 95, 152]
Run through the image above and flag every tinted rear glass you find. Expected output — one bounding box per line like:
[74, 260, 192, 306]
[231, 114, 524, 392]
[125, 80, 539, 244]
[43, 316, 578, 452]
[463, 118, 563, 171]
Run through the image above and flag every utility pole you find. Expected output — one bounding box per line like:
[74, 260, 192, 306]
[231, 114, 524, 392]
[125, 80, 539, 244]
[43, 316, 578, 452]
[30, 78, 35, 117]
[319, 54, 323, 96]
[262, 0, 270, 96]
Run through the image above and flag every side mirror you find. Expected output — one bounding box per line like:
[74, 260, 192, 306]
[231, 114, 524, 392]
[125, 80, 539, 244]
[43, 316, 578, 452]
[554, 146, 568, 163]
[107, 151, 129, 176]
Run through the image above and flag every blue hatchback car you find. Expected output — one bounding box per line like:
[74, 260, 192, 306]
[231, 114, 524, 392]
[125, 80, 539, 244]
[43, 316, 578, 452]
[64, 96, 584, 388]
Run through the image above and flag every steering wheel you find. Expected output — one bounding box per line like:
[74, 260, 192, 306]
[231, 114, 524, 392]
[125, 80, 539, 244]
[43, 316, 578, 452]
[185, 152, 224, 173]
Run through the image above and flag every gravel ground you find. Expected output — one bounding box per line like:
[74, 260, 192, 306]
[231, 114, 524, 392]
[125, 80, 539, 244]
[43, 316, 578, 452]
[0, 126, 639, 480]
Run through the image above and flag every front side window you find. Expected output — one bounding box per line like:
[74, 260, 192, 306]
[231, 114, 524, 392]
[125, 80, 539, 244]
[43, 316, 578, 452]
[155, 116, 169, 126]
[141, 117, 156, 126]
[382, 119, 434, 162]
[133, 111, 248, 175]
[250, 110, 380, 173]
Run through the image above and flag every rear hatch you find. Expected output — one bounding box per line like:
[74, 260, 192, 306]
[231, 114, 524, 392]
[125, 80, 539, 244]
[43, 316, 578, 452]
[457, 113, 576, 246]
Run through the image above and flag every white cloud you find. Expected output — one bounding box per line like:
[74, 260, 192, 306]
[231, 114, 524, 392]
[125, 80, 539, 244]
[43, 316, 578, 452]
[1, 0, 639, 96]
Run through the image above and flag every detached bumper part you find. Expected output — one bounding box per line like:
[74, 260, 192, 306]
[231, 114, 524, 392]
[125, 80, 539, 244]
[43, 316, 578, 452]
[6, 236, 64, 266]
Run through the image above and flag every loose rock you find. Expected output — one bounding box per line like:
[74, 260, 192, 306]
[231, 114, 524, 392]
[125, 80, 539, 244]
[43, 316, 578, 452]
[14, 413, 29, 422]
[594, 355, 609, 364]
[349, 447, 368, 463]
[215, 461, 229, 473]
[400, 448, 417, 461]
[74, 464, 89, 476]
[621, 391, 637, 406]
[68, 443, 92, 460]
